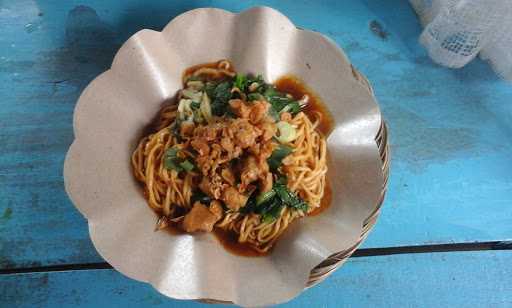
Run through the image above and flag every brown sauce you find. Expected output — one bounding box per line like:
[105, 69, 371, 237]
[212, 228, 267, 257]
[164, 223, 187, 235]
[163, 219, 266, 256]
[274, 75, 334, 136]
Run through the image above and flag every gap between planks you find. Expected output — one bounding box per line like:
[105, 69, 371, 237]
[1, 241, 511, 275]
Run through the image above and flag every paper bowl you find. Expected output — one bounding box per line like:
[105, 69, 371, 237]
[64, 6, 388, 307]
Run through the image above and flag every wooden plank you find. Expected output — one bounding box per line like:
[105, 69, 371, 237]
[2, 251, 511, 307]
[1, 0, 512, 268]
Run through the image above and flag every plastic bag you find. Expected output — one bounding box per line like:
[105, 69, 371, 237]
[410, 0, 512, 79]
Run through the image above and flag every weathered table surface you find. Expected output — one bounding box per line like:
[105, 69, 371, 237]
[1, 0, 511, 307]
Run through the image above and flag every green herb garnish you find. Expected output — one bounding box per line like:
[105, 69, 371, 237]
[242, 174, 308, 223]
[190, 101, 201, 110]
[247, 93, 263, 101]
[261, 201, 284, 223]
[256, 190, 276, 206]
[211, 81, 233, 116]
[234, 74, 247, 92]
[164, 147, 182, 171]
[164, 147, 195, 173]
[274, 182, 308, 212]
[179, 159, 195, 172]
[267, 144, 293, 171]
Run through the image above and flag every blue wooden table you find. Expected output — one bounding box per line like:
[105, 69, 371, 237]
[1, 0, 511, 307]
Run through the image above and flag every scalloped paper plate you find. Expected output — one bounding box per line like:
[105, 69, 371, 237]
[64, 6, 384, 306]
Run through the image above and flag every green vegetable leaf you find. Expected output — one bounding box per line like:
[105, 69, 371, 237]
[267, 144, 293, 171]
[257, 196, 281, 222]
[263, 85, 301, 116]
[190, 101, 201, 110]
[274, 182, 309, 212]
[211, 81, 233, 116]
[164, 147, 196, 173]
[262, 203, 283, 223]
[275, 175, 288, 185]
[264, 87, 292, 111]
[256, 190, 276, 206]
[268, 105, 280, 121]
[241, 173, 308, 219]
[204, 82, 217, 98]
[285, 101, 301, 115]
[246, 75, 265, 91]
[179, 159, 195, 172]
[274, 185, 293, 206]
[292, 199, 309, 212]
[214, 81, 232, 102]
[234, 74, 247, 92]
[163, 147, 183, 172]
[247, 93, 263, 101]
[288, 101, 300, 115]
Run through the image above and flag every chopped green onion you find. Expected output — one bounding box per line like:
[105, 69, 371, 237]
[182, 89, 203, 102]
[267, 144, 293, 171]
[288, 101, 301, 114]
[276, 121, 297, 143]
[234, 74, 247, 92]
[279, 102, 300, 114]
[262, 203, 283, 223]
[274, 182, 308, 212]
[163, 147, 182, 171]
[211, 81, 232, 116]
[164, 147, 196, 173]
[256, 190, 276, 205]
[177, 98, 194, 121]
[179, 160, 195, 172]
[275, 175, 287, 185]
[190, 101, 201, 110]
[247, 93, 263, 101]
[200, 92, 212, 122]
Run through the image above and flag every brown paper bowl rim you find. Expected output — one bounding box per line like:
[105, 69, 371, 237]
[64, 6, 389, 306]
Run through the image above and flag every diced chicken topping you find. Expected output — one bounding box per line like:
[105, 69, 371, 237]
[259, 120, 277, 141]
[191, 139, 210, 156]
[240, 155, 260, 187]
[182, 202, 221, 232]
[248, 100, 270, 124]
[209, 200, 224, 220]
[229, 99, 251, 118]
[259, 172, 273, 193]
[180, 121, 195, 137]
[221, 168, 236, 186]
[199, 175, 224, 199]
[222, 187, 248, 211]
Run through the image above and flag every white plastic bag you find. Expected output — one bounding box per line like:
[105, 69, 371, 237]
[410, 0, 512, 79]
